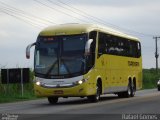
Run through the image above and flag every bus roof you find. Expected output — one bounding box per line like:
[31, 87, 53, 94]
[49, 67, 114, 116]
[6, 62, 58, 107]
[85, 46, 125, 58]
[39, 23, 139, 41]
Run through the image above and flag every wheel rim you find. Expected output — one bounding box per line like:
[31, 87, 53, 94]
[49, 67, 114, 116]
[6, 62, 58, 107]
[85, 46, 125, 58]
[132, 84, 135, 95]
[96, 89, 99, 100]
[128, 86, 131, 96]
[96, 84, 100, 100]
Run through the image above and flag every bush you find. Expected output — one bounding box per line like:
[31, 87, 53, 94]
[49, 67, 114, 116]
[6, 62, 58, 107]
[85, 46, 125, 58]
[143, 68, 160, 89]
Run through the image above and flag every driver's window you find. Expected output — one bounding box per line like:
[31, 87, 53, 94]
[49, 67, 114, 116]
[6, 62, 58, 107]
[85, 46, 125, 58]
[86, 31, 97, 70]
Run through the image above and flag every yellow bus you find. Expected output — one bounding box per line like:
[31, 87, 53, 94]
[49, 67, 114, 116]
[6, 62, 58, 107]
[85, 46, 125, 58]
[26, 23, 142, 104]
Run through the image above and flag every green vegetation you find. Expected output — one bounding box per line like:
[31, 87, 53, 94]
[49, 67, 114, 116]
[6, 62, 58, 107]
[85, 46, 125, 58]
[0, 68, 160, 103]
[142, 68, 160, 89]
[0, 69, 36, 103]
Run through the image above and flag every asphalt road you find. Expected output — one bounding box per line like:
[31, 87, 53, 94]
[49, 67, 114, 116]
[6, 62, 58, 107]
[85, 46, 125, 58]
[0, 89, 160, 120]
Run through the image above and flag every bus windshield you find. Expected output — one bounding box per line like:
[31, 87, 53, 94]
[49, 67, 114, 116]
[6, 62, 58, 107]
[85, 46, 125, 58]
[34, 34, 87, 78]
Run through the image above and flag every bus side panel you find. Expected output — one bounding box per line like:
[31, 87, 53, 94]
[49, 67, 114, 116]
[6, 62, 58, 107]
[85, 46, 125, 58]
[97, 54, 142, 93]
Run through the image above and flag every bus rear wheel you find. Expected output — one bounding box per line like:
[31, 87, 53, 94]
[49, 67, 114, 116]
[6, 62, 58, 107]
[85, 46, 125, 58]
[130, 81, 136, 97]
[118, 82, 134, 98]
[48, 97, 58, 104]
[87, 82, 101, 102]
[126, 83, 132, 97]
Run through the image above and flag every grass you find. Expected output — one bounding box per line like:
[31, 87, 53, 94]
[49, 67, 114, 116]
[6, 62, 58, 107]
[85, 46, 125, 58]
[0, 83, 36, 103]
[0, 69, 37, 103]
[142, 68, 160, 89]
[0, 68, 160, 103]
[0, 92, 36, 103]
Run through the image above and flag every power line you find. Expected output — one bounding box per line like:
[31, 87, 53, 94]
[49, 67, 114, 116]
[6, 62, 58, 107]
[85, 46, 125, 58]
[33, 0, 89, 23]
[0, 9, 44, 29]
[57, 0, 118, 27]
[47, 0, 93, 23]
[0, 1, 56, 25]
[0, 1, 60, 29]
[49, 0, 128, 31]
[0, 7, 46, 27]
[57, 0, 154, 37]
[30, 1, 61, 23]
[0, 0, 156, 38]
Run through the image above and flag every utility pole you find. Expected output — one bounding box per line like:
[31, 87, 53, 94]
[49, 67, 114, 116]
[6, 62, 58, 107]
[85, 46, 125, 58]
[153, 36, 160, 73]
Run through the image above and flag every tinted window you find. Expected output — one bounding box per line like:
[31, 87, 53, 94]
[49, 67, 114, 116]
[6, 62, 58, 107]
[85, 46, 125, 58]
[98, 32, 141, 58]
[63, 36, 85, 51]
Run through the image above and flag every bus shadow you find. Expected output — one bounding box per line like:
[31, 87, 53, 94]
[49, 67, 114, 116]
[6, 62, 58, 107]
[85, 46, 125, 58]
[46, 95, 121, 106]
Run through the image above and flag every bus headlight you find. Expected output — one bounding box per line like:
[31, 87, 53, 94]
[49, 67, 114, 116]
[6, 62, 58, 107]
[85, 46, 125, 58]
[78, 80, 83, 85]
[36, 81, 41, 86]
[74, 77, 90, 85]
[34, 77, 44, 86]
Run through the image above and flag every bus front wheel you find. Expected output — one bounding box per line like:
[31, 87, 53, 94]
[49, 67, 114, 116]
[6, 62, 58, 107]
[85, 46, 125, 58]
[48, 97, 58, 104]
[87, 82, 101, 102]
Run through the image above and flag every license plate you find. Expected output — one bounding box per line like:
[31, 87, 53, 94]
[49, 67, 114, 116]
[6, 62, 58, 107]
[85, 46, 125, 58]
[54, 90, 63, 94]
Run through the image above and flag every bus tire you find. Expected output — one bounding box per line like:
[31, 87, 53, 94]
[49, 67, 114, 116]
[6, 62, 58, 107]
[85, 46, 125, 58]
[118, 83, 132, 98]
[124, 82, 133, 98]
[130, 81, 136, 97]
[87, 82, 101, 102]
[126, 83, 132, 97]
[48, 97, 58, 104]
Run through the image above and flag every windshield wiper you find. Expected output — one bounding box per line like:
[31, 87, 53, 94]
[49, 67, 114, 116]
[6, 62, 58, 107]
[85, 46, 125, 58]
[60, 58, 71, 75]
[45, 60, 58, 77]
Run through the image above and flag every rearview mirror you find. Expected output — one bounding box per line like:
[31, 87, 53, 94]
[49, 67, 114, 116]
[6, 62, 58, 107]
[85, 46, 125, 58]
[85, 39, 93, 55]
[26, 42, 36, 59]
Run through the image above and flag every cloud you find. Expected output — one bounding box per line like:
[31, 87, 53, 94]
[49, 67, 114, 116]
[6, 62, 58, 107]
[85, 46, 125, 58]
[70, 0, 160, 8]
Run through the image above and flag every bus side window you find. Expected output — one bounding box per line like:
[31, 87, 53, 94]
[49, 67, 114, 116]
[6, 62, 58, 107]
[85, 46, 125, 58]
[137, 42, 141, 58]
[88, 31, 97, 69]
[89, 31, 97, 56]
[98, 32, 106, 57]
[126, 40, 141, 58]
[133, 41, 139, 58]
[107, 36, 120, 55]
[123, 39, 130, 57]
[117, 39, 124, 56]
[89, 31, 97, 52]
[105, 34, 111, 54]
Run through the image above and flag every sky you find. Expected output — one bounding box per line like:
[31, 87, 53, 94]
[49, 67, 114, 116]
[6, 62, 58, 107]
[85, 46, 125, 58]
[0, 0, 160, 69]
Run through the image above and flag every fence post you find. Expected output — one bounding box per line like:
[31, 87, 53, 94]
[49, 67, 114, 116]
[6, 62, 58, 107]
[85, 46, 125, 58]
[21, 69, 24, 97]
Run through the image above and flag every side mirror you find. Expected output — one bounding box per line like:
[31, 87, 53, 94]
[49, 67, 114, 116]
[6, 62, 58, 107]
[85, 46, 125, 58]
[26, 42, 36, 59]
[85, 39, 93, 55]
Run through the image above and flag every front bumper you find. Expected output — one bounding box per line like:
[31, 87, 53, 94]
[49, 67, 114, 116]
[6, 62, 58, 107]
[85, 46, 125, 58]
[34, 82, 96, 97]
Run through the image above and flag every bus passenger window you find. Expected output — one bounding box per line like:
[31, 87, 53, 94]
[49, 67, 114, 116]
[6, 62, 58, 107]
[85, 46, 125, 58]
[137, 42, 141, 57]
[98, 32, 106, 56]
